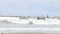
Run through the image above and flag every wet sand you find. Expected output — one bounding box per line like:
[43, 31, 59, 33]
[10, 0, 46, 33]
[4, 32, 60, 34]
[5, 32, 44, 34]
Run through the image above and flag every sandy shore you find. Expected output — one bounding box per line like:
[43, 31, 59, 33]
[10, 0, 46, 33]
[3, 32, 60, 34]
[4, 32, 44, 34]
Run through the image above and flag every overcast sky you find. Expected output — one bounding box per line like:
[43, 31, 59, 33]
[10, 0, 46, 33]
[0, 0, 60, 16]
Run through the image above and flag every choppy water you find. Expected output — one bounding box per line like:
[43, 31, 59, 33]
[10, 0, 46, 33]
[0, 22, 60, 34]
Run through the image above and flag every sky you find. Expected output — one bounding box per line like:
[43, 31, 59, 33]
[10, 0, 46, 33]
[0, 0, 60, 16]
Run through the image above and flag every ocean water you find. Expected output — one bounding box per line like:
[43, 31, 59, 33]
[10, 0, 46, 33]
[0, 22, 60, 34]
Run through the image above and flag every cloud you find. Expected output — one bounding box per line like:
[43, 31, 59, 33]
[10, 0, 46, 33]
[0, 0, 60, 16]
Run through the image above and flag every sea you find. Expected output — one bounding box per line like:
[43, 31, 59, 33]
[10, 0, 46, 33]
[0, 22, 60, 34]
